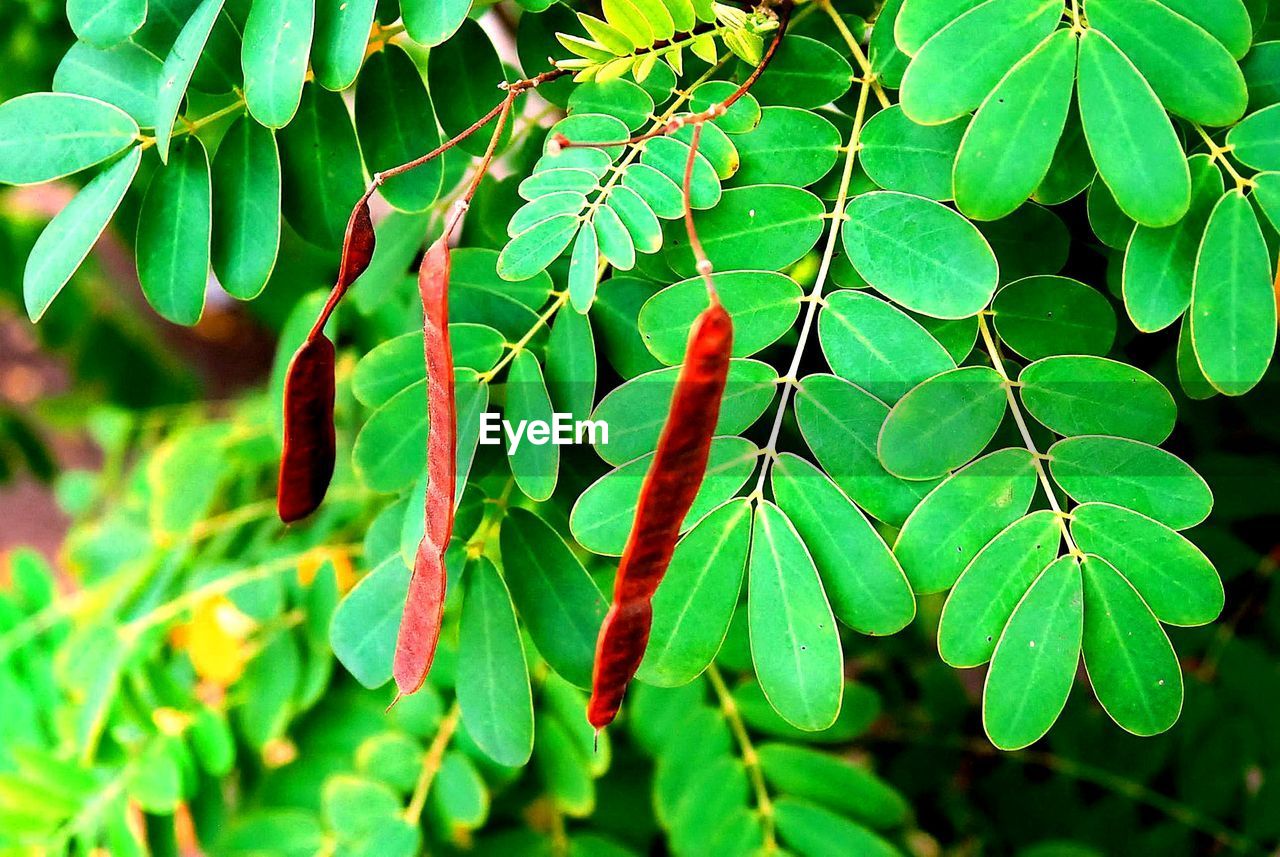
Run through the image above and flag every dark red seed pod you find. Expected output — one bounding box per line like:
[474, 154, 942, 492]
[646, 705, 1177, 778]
[276, 334, 337, 524]
[276, 199, 377, 524]
[588, 299, 733, 730]
[394, 235, 456, 695]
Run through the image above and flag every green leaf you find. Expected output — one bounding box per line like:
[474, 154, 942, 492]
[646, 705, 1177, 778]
[748, 36, 854, 108]
[860, 105, 967, 201]
[0, 93, 139, 186]
[983, 555, 1083, 750]
[457, 557, 534, 767]
[773, 798, 901, 857]
[331, 556, 410, 688]
[1085, 178, 1137, 252]
[324, 775, 401, 841]
[53, 41, 161, 128]
[818, 290, 956, 404]
[871, 0, 911, 88]
[148, 423, 229, 532]
[954, 29, 1076, 221]
[748, 501, 844, 731]
[843, 191, 999, 319]
[592, 359, 777, 466]
[500, 507, 607, 688]
[278, 85, 367, 249]
[23, 148, 140, 322]
[758, 744, 909, 829]
[1077, 29, 1191, 227]
[154, 0, 224, 161]
[638, 134, 721, 208]
[622, 162, 684, 219]
[1080, 555, 1184, 736]
[428, 19, 509, 158]
[879, 366, 1008, 480]
[671, 121, 739, 181]
[68, 0, 147, 47]
[894, 448, 1038, 593]
[357, 733, 422, 793]
[1018, 356, 1176, 444]
[242, 0, 314, 127]
[520, 168, 599, 201]
[1070, 503, 1223, 626]
[505, 350, 560, 502]
[569, 80, 655, 130]
[1088, 0, 1247, 126]
[1156, 0, 1251, 59]
[1047, 435, 1213, 530]
[978, 202, 1073, 281]
[733, 107, 840, 187]
[689, 80, 761, 134]
[353, 325, 503, 408]
[136, 137, 211, 325]
[570, 436, 760, 555]
[894, 0, 985, 56]
[454, 248, 554, 338]
[510, 193, 589, 238]
[607, 186, 663, 256]
[313, 0, 379, 90]
[639, 270, 802, 363]
[1190, 189, 1277, 396]
[353, 368, 487, 493]
[211, 115, 281, 300]
[402, 0, 472, 46]
[1032, 100, 1096, 205]
[666, 185, 825, 278]
[939, 510, 1061, 667]
[899, 0, 1062, 124]
[535, 713, 596, 817]
[566, 221, 600, 311]
[430, 750, 490, 830]
[796, 374, 940, 527]
[125, 740, 183, 814]
[1176, 314, 1218, 400]
[355, 46, 443, 213]
[991, 275, 1116, 360]
[1123, 154, 1224, 332]
[773, 453, 916, 636]
[545, 309, 597, 425]
[639, 499, 753, 687]
[594, 203, 635, 270]
[497, 215, 580, 280]
[1226, 104, 1280, 170]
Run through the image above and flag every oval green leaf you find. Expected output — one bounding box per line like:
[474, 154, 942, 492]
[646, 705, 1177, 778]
[1018, 356, 1176, 443]
[878, 366, 1008, 480]
[1077, 29, 1191, 227]
[1047, 435, 1213, 530]
[772, 453, 916, 636]
[749, 501, 844, 732]
[843, 191, 999, 319]
[639, 270, 802, 363]
[894, 447, 1038, 594]
[939, 510, 1062, 667]
[983, 555, 1083, 750]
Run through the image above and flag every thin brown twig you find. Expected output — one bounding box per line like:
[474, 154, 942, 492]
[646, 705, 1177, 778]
[681, 120, 718, 301]
[304, 66, 568, 339]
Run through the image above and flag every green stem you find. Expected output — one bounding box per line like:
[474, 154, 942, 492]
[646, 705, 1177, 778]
[707, 665, 776, 851]
[405, 703, 461, 823]
[751, 70, 872, 500]
[976, 314, 1080, 554]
